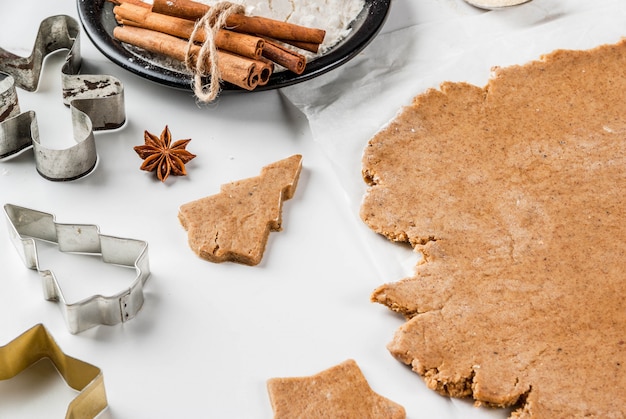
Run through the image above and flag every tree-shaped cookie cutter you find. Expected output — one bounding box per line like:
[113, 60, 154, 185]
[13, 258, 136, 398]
[4, 204, 150, 334]
[0, 323, 108, 418]
[0, 15, 125, 181]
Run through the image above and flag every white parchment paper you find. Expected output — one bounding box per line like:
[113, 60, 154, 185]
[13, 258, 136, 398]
[282, 3, 626, 413]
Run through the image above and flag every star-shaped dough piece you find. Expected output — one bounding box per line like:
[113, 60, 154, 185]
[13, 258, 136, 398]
[179, 154, 302, 265]
[361, 40, 626, 417]
[267, 359, 406, 419]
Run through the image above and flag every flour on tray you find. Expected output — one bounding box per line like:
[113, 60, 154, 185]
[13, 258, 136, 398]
[203, 0, 365, 57]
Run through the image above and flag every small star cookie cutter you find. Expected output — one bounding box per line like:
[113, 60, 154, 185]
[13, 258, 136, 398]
[0, 323, 108, 418]
[0, 15, 125, 181]
[4, 204, 150, 334]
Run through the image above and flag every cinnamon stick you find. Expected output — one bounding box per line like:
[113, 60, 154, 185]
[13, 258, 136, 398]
[261, 39, 306, 75]
[255, 58, 273, 86]
[276, 39, 320, 54]
[151, 0, 326, 44]
[217, 50, 266, 90]
[113, 25, 268, 90]
[114, 3, 264, 60]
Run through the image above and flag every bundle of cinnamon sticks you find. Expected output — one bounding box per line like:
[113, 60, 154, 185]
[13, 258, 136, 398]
[109, 0, 326, 92]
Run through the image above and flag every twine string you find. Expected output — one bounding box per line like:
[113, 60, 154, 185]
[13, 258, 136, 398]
[185, 2, 245, 102]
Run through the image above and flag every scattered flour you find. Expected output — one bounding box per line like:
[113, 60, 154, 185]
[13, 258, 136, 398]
[202, 0, 365, 57]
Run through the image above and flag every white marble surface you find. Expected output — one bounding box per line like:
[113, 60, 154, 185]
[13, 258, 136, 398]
[0, 0, 624, 417]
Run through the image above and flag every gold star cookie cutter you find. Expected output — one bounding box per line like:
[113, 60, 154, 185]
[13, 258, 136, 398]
[4, 204, 151, 334]
[0, 15, 125, 181]
[0, 323, 108, 418]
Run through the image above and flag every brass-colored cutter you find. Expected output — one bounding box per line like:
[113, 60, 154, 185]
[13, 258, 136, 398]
[0, 323, 108, 418]
[4, 204, 150, 334]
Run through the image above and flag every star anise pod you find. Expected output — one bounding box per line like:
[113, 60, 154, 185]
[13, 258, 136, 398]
[134, 126, 196, 182]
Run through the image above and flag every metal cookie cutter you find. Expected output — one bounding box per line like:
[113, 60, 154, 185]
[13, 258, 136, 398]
[0, 323, 108, 418]
[0, 15, 125, 181]
[4, 204, 150, 334]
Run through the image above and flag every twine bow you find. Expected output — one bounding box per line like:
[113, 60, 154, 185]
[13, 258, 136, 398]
[185, 2, 245, 102]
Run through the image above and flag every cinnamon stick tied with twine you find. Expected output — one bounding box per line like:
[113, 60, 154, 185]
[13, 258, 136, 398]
[185, 2, 248, 101]
[113, 25, 271, 91]
[114, 2, 265, 60]
[109, 0, 326, 101]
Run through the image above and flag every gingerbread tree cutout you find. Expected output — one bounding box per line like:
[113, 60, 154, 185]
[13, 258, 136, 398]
[361, 41, 626, 417]
[267, 359, 406, 418]
[179, 154, 302, 265]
